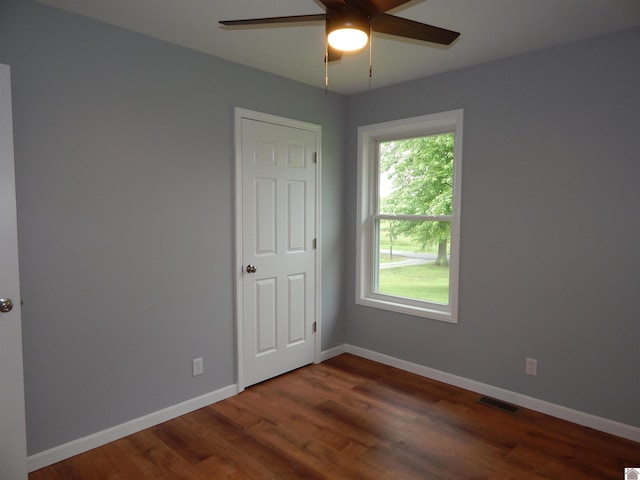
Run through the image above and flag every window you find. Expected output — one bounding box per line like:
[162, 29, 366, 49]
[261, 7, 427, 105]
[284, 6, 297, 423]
[356, 110, 462, 323]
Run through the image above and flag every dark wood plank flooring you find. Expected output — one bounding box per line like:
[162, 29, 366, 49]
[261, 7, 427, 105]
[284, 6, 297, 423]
[30, 354, 640, 479]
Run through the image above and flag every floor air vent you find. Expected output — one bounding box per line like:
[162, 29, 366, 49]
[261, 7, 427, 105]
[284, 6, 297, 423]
[477, 396, 520, 414]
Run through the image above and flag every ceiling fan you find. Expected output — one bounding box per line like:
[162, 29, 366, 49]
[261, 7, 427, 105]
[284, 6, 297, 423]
[219, 0, 460, 63]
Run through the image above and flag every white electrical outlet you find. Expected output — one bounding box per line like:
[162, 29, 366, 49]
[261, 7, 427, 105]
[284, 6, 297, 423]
[192, 357, 203, 376]
[526, 357, 537, 376]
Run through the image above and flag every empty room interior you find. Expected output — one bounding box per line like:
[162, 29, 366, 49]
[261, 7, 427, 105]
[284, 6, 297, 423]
[1, 0, 639, 478]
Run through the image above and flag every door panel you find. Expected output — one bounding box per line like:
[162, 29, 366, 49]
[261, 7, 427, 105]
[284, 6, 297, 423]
[287, 180, 306, 251]
[0, 63, 28, 479]
[255, 178, 276, 254]
[287, 273, 306, 344]
[256, 277, 277, 354]
[239, 114, 318, 387]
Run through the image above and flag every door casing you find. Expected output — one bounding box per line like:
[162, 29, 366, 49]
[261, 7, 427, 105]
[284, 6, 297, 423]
[234, 108, 321, 392]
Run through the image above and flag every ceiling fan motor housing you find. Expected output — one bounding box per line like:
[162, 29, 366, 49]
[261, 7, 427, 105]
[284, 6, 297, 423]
[327, 9, 371, 34]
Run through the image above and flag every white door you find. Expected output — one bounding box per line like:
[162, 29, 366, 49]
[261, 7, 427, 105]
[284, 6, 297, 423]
[236, 110, 320, 388]
[0, 63, 28, 479]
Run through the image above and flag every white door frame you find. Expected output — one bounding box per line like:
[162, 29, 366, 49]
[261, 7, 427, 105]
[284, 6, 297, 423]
[234, 108, 321, 392]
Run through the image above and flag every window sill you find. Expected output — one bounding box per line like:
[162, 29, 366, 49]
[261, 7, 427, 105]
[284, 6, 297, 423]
[356, 294, 458, 324]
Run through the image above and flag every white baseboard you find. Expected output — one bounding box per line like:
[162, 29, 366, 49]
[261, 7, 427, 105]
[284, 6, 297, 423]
[320, 344, 347, 362]
[28, 344, 639, 472]
[344, 344, 640, 443]
[29, 345, 346, 471]
[27, 384, 238, 473]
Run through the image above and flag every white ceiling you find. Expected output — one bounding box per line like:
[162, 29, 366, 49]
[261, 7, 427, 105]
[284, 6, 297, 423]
[36, 0, 640, 95]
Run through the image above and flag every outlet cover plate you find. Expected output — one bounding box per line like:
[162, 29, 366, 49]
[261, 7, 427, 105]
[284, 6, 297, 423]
[526, 357, 537, 376]
[192, 357, 203, 376]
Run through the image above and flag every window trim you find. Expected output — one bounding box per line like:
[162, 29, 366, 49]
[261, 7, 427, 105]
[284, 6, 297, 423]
[355, 110, 463, 323]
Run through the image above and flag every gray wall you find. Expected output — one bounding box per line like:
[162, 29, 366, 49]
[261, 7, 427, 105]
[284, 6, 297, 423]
[0, 0, 347, 454]
[346, 27, 640, 428]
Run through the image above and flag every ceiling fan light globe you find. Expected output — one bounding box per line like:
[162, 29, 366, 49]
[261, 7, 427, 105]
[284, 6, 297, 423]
[328, 28, 368, 51]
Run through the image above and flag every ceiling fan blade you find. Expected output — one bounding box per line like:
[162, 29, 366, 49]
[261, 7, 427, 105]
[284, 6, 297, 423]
[220, 14, 325, 27]
[351, 0, 412, 14]
[372, 13, 460, 45]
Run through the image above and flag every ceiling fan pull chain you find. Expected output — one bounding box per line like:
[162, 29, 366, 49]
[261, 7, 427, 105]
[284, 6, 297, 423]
[368, 23, 373, 86]
[325, 42, 330, 91]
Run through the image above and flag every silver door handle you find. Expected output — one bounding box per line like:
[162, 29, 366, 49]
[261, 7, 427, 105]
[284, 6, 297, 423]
[0, 298, 13, 313]
[246, 265, 257, 273]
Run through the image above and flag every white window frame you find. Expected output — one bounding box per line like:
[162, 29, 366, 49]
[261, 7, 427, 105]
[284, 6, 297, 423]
[355, 109, 463, 323]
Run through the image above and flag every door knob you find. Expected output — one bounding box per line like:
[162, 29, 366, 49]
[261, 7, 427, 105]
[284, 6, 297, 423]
[0, 298, 13, 313]
[246, 265, 257, 273]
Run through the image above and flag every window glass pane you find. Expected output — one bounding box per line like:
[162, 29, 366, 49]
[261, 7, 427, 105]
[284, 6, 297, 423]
[379, 133, 454, 216]
[376, 219, 450, 305]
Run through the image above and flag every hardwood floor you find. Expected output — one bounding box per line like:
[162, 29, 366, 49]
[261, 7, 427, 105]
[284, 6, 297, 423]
[30, 354, 640, 479]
